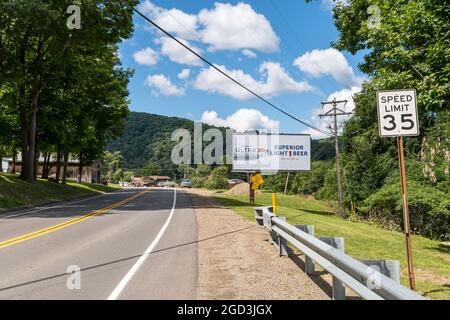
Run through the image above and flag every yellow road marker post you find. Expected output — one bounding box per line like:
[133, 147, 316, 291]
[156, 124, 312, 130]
[272, 192, 277, 215]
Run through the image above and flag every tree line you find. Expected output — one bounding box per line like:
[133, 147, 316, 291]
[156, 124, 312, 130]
[0, 0, 138, 183]
[264, 0, 449, 240]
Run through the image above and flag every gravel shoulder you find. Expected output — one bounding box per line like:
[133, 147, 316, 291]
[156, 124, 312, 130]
[185, 188, 330, 300]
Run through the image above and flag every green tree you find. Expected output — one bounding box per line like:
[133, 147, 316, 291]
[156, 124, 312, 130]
[101, 151, 123, 183]
[0, 0, 137, 182]
[141, 162, 160, 176]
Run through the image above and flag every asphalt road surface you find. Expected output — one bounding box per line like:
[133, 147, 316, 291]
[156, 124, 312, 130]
[0, 188, 197, 299]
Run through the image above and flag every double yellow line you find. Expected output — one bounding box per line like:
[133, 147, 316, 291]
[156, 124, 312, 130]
[0, 189, 150, 250]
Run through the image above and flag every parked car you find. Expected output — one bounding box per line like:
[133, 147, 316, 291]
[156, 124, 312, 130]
[228, 179, 244, 186]
[180, 179, 192, 188]
[157, 181, 176, 188]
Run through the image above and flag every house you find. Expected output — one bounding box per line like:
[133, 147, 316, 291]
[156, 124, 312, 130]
[6, 153, 101, 184]
[131, 175, 172, 187]
[149, 176, 171, 185]
[1, 158, 11, 173]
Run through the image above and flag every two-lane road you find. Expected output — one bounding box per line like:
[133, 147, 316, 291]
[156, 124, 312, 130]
[0, 188, 197, 299]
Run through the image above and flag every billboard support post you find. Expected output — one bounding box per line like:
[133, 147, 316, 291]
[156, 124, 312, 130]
[249, 173, 255, 203]
[284, 172, 290, 195]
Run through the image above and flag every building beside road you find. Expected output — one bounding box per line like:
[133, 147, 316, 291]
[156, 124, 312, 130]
[131, 175, 171, 187]
[4, 153, 101, 184]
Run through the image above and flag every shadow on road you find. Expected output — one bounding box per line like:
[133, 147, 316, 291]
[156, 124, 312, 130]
[0, 225, 254, 293]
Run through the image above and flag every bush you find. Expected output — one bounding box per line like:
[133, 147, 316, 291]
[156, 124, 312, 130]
[191, 176, 207, 188]
[204, 166, 229, 190]
[361, 180, 450, 240]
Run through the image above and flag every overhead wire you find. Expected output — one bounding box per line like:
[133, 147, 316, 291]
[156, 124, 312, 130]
[126, 2, 332, 137]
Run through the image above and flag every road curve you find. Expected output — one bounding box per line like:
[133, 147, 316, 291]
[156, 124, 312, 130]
[0, 188, 197, 300]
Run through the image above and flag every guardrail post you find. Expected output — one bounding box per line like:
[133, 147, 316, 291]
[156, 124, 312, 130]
[362, 260, 401, 284]
[319, 237, 346, 300]
[253, 207, 265, 227]
[294, 224, 315, 275]
[277, 217, 288, 256]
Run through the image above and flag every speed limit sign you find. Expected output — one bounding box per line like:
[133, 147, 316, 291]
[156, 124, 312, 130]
[376, 89, 419, 137]
[376, 88, 419, 290]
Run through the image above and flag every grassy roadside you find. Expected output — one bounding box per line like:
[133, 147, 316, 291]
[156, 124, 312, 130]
[215, 192, 450, 300]
[0, 173, 121, 209]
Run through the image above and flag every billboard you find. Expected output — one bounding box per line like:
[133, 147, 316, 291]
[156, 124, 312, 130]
[232, 133, 311, 172]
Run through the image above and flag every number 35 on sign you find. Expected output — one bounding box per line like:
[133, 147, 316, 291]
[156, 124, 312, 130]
[376, 89, 419, 137]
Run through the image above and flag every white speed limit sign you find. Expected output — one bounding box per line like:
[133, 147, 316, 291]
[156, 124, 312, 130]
[376, 89, 419, 137]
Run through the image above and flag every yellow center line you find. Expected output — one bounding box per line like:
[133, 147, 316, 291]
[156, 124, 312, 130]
[0, 189, 151, 250]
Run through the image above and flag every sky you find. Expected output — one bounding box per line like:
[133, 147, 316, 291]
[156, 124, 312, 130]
[118, 0, 367, 138]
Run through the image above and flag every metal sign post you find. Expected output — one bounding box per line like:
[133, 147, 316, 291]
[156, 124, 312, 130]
[377, 89, 418, 290]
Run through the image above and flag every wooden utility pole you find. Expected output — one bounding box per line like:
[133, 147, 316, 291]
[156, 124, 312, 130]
[319, 98, 352, 217]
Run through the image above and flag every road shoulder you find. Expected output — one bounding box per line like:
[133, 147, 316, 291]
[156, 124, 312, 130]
[185, 188, 329, 300]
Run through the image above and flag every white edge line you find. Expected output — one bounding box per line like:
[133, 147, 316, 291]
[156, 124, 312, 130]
[107, 188, 177, 300]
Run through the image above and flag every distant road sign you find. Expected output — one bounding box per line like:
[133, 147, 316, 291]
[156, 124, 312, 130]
[376, 89, 419, 137]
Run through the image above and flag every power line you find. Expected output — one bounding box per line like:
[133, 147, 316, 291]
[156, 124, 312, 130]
[127, 3, 332, 137]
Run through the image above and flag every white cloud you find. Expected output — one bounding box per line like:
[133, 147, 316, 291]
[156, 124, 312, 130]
[133, 47, 158, 66]
[138, 0, 199, 40]
[198, 2, 280, 53]
[178, 68, 191, 80]
[294, 48, 365, 88]
[302, 86, 361, 139]
[140, 1, 279, 53]
[194, 62, 313, 101]
[201, 109, 279, 132]
[242, 49, 257, 58]
[145, 74, 185, 96]
[159, 36, 203, 66]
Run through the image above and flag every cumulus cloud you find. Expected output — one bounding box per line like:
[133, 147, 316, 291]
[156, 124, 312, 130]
[302, 86, 361, 139]
[201, 109, 279, 132]
[139, 1, 279, 54]
[294, 48, 365, 88]
[145, 74, 185, 96]
[198, 2, 279, 53]
[242, 49, 257, 58]
[178, 68, 191, 80]
[133, 47, 158, 66]
[138, 0, 199, 40]
[194, 62, 313, 101]
[159, 36, 203, 66]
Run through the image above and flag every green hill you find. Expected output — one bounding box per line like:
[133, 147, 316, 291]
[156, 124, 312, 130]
[107, 111, 336, 175]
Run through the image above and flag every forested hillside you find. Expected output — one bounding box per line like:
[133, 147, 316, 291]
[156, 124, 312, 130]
[107, 111, 335, 175]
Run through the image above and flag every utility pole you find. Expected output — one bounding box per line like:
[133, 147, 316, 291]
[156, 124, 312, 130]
[319, 98, 352, 217]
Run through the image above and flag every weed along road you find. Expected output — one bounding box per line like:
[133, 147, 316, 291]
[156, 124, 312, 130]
[0, 188, 197, 299]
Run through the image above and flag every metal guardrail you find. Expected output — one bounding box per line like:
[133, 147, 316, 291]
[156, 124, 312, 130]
[255, 207, 425, 300]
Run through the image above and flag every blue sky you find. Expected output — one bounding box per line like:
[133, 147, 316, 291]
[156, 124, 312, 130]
[118, 0, 367, 138]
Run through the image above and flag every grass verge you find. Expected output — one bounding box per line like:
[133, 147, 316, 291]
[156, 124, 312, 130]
[0, 173, 120, 209]
[215, 192, 450, 300]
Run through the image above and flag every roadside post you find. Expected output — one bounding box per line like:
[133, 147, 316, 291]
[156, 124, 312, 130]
[272, 192, 277, 215]
[376, 89, 419, 290]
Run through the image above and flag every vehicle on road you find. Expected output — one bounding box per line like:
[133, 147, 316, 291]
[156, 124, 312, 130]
[180, 179, 192, 188]
[157, 180, 177, 188]
[228, 179, 244, 186]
